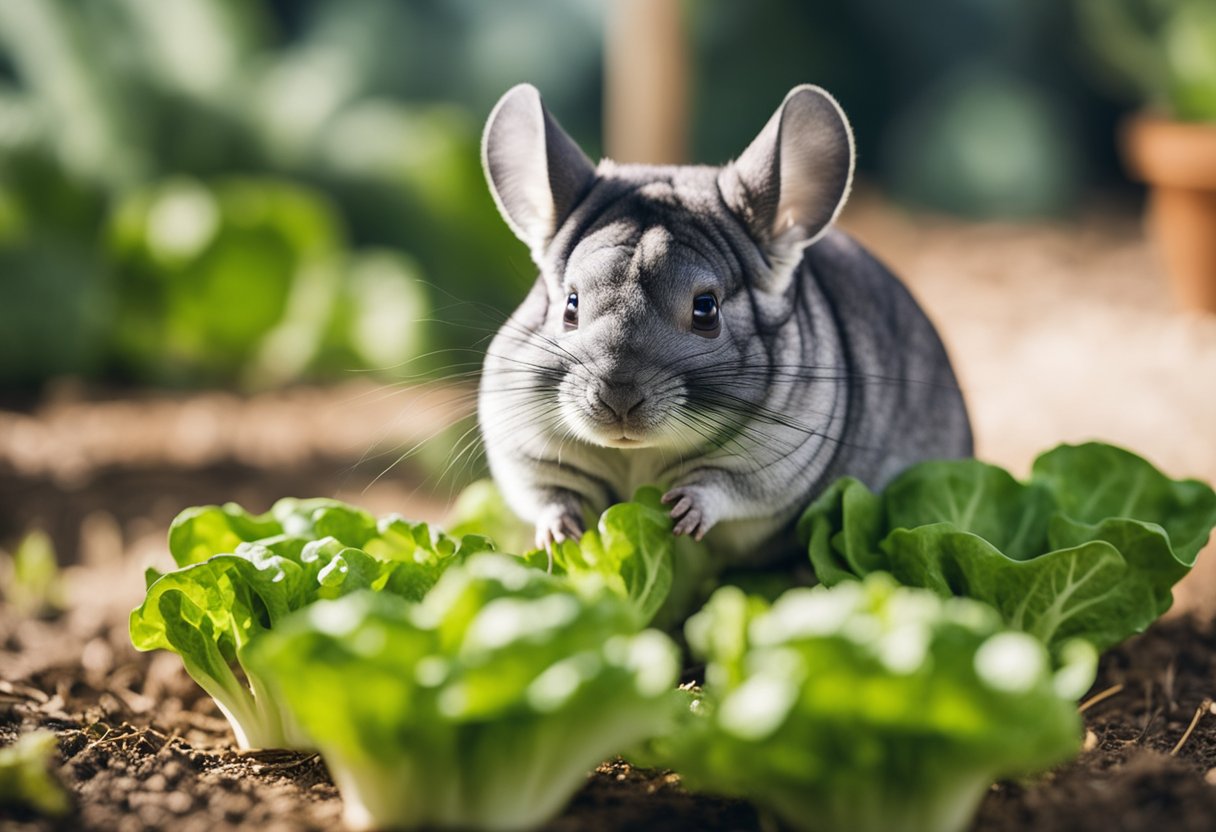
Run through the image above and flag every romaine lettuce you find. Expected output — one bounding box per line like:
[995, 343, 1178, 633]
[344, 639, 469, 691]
[799, 442, 1216, 652]
[246, 555, 681, 831]
[659, 576, 1092, 832]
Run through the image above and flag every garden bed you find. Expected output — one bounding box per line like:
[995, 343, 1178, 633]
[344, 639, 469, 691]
[4, 574, 1216, 831]
[1, 390, 1215, 831]
[4, 203, 1216, 829]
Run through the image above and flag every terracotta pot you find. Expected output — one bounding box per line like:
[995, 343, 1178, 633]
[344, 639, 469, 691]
[1120, 115, 1216, 313]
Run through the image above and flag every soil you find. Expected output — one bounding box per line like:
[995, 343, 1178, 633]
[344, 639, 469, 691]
[4, 200, 1216, 830]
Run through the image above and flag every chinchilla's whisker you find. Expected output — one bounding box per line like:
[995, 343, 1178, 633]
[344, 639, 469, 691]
[360, 374, 555, 492]
[335, 368, 483, 413]
[686, 409, 782, 461]
[360, 413, 477, 492]
[392, 392, 566, 502]
[553, 422, 582, 469]
[437, 420, 488, 474]
[691, 387, 824, 435]
[493, 318, 578, 357]
[692, 365, 964, 392]
[348, 391, 476, 479]
[685, 397, 826, 460]
[670, 404, 758, 458]
[669, 411, 745, 461]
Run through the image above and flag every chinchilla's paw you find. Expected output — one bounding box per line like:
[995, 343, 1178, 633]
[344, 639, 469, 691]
[662, 485, 719, 541]
[534, 504, 585, 552]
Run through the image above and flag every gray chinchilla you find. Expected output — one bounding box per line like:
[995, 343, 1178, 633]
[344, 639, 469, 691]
[478, 83, 972, 564]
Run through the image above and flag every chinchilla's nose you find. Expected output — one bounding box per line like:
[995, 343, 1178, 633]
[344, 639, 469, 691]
[594, 377, 646, 420]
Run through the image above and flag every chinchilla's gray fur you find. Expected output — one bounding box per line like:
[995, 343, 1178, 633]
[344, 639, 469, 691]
[478, 83, 972, 563]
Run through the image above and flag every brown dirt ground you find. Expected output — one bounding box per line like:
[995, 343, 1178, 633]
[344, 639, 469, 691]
[4, 197, 1216, 830]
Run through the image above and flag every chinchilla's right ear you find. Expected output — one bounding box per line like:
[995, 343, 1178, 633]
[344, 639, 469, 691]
[482, 84, 597, 262]
[719, 85, 855, 293]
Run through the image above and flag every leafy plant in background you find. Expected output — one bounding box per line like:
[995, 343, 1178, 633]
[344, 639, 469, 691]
[799, 442, 1216, 653]
[108, 178, 343, 386]
[247, 557, 681, 832]
[0, 730, 71, 818]
[0, 0, 523, 388]
[0, 144, 112, 385]
[1076, 0, 1216, 121]
[655, 576, 1093, 832]
[0, 529, 65, 618]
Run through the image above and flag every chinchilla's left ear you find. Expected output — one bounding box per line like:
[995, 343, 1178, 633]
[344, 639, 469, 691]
[482, 84, 597, 262]
[719, 85, 855, 291]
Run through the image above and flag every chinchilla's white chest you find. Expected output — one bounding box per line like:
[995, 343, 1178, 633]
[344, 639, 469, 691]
[573, 445, 673, 502]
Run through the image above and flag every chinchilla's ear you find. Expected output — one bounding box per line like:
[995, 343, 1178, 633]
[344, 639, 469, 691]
[482, 84, 597, 261]
[719, 85, 855, 291]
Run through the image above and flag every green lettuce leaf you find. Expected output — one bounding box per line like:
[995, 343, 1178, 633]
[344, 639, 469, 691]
[245, 555, 681, 832]
[444, 478, 534, 555]
[798, 442, 1216, 653]
[660, 576, 1090, 832]
[450, 481, 713, 627]
[544, 486, 676, 626]
[131, 498, 493, 749]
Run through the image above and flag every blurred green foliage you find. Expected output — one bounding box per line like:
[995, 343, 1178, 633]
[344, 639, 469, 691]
[0, 529, 65, 618]
[109, 178, 343, 385]
[0, 0, 1177, 389]
[0, 731, 70, 818]
[691, 0, 1106, 219]
[1076, 0, 1216, 121]
[0, 0, 533, 389]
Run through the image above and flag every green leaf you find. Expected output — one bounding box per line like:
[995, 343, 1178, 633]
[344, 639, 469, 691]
[800, 443, 1216, 653]
[884, 461, 1056, 560]
[444, 478, 534, 556]
[168, 503, 282, 567]
[1033, 442, 1216, 560]
[549, 486, 675, 625]
[798, 478, 885, 584]
[448, 481, 696, 626]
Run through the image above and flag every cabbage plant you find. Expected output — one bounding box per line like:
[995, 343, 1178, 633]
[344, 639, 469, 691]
[246, 555, 681, 831]
[659, 576, 1094, 832]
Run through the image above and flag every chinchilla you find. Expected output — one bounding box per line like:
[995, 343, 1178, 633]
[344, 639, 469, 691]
[477, 83, 972, 564]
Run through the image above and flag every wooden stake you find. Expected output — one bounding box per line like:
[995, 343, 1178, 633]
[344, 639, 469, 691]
[604, 0, 689, 164]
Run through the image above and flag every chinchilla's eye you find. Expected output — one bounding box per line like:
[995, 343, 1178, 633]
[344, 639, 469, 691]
[692, 293, 720, 336]
[563, 292, 579, 329]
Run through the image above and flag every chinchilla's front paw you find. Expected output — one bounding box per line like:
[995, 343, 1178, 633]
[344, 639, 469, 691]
[661, 484, 721, 541]
[534, 503, 585, 552]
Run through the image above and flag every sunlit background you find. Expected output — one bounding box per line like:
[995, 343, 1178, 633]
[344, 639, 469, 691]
[2, 0, 1215, 611]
